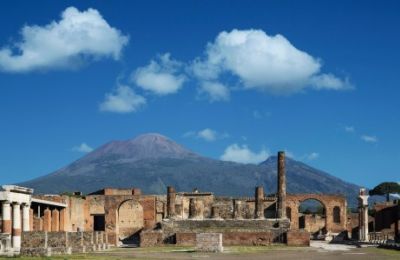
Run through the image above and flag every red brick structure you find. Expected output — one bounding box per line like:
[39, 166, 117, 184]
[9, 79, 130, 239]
[286, 194, 347, 234]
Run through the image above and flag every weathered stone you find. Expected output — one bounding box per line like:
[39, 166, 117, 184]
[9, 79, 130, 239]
[196, 233, 223, 252]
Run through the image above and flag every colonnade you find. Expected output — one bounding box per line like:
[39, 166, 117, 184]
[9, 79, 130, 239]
[1, 201, 30, 250]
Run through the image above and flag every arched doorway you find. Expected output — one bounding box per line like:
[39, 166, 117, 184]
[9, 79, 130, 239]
[117, 200, 144, 245]
[298, 199, 326, 239]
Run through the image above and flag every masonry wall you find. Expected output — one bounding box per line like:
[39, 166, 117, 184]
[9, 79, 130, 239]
[20, 231, 108, 256]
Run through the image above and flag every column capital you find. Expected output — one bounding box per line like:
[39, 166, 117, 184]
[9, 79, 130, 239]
[12, 201, 21, 206]
[1, 200, 11, 205]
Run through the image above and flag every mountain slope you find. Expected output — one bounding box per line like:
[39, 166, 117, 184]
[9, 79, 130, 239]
[19, 133, 360, 206]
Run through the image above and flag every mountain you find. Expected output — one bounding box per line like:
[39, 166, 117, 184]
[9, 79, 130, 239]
[19, 133, 360, 206]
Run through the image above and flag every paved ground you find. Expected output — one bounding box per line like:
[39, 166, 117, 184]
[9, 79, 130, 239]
[4, 242, 400, 259]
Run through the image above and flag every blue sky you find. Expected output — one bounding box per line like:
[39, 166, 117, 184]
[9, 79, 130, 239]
[0, 0, 399, 188]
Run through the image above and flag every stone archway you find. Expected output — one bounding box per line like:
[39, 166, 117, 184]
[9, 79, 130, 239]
[286, 194, 347, 235]
[117, 200, 144, 244]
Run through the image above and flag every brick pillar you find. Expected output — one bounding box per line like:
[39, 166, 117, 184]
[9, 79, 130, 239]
[277, 151, 287, 218]
[51, 209, 60, 232]
[43, 208, 51, 232]
[255, 186, 264, 219]
[22, 204, 30, 231]
[29, 208, 34, 231]
[167, 186, 176, 219]
[1, 201, 12, 234]
[12, 203, 21, 250]
[59, 208, 67, 231]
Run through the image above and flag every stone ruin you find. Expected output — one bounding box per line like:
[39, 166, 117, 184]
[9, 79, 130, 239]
[0, 151, 366, 256]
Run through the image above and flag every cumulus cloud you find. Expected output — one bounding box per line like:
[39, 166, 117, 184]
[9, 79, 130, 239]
[198, 81, 230, 102]
[220, 144, 269, 164]
[72, 143, 94, 153]
[192, 29, 352, 95]
[132, 53, 186, 95]
[0, 7, 128, 72]
[100, 85, 146, 113]
[361, 135, 378, 143]
[184, 128, 228, 142]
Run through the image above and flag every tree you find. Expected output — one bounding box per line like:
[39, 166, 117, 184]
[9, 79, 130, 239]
[369, 182, 400, 202]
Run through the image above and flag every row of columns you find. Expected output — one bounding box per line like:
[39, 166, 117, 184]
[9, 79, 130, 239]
[1, 201, 30, 250]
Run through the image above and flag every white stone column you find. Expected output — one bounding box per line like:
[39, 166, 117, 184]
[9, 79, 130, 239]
[22, 204, 30, 232]
[12, 203, 21, 251]
[1, 201, 11, 234]
[358, 188, 369, 242]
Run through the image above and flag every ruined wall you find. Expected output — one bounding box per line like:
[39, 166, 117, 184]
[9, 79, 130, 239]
[64, 196, 89, 232]
[20, 231, 108, 256]
[104, 195, 156, 245]
[286, 194, 347, 234]
[373, 202, 399, 239]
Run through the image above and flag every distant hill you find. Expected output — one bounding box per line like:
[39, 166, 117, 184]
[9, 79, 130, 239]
[19, 133, 360, 206]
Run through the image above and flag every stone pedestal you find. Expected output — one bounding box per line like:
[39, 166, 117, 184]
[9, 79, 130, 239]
[196, 233, 223, 252]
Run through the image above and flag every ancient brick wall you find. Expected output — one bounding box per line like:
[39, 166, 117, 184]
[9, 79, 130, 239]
[139, 231, 163, 247]
[286, 194, 347, 234]
[104, 195, 156, 245]
[373, 202, 399, 239]
[286, 230, 310, 246]
[175, 231, 285, 246]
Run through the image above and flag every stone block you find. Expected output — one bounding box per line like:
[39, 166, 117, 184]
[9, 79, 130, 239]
[196, 233, 223, 252]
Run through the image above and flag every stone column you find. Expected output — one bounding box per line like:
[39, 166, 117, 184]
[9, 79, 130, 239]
[22, 204, 30, 232]
[51, 209, 60, 232]
[167, 186, 176, 219]
[255, 186, 264, 219]
[211, 206, 220, 219]
[189, 199, 204, 220]
[12, 203, 21, 250]
[1, 201, 12, 234]
[277, 151, 287, 218]
[358, 188, 369, 241]
[43, 208, 52, 232]
[234, 200, 243, 219]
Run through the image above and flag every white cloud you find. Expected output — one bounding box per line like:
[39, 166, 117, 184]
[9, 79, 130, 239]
[72, 143, 94, 153]
[192, 29, 352, 95]
[0, 7, 128, 72]
[100, 85, 146, 113]
[220, 144, 269, 164]
[132, 53, 186, 95]
[305, 152, 319, 161]
[361, 135, 378, 143]
[184, 128, 228, 142]
[198, 81, 230, 102]
[344, 126, 355, 133]
[198, 128, 218, 142]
